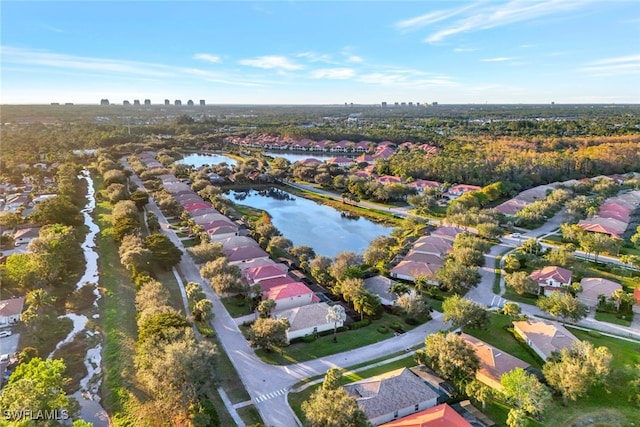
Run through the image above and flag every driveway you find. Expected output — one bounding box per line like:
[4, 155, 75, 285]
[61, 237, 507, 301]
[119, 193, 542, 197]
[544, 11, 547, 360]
[0, 332, 20, 356]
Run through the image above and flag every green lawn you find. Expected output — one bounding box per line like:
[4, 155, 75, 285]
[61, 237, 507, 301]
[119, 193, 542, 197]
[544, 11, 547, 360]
[236, 406, 263, 426]
[221, 295, 253, 318]
[594, 310, 633, 327]
[253, 312, 419, 365]
[541, 327, 640, 426]
[503, 289, 540, 306]
[464, 313, 543, 368]
[154, 267, 186, 314]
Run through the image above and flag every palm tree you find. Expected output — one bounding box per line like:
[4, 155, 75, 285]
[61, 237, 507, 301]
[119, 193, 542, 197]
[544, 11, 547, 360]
[193, 298, 213, 322]
[257, 298, 277, 318]
[326, 305, 346, 343]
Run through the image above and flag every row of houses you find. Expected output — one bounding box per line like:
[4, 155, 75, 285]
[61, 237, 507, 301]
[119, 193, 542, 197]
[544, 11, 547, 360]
[390, 226, 463, 283]
[136, 151, 344, 343]
[495, 173, 640, 221]
[577, 189, 640, 239]
[226, 134, 441, 155]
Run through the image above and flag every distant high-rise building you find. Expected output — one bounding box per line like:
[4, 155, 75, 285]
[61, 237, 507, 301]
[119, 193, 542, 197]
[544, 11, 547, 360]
[200, 99, 205, 106]
[432, 102, 438, 106]
[51, 102, 60, 106]
[400, 102, 406, 106]
[144, 99, 151, 106]
[175, 100, 182, 106]
[381, 102, 387, 107]
[100, 99, 109, 106]
[416, 102, 421, 106]
[164, 99, 170, 106]
[123, 100, 131, 106]
[187, 99, 194, 106]
[408, 102, 413, 106]
[133, 99, 140, 106]
[65, 103, 74, 106]
[394, 102, 399, 106]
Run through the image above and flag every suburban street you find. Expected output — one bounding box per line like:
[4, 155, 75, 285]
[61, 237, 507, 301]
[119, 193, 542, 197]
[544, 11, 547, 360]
[124, 162, 640, 427]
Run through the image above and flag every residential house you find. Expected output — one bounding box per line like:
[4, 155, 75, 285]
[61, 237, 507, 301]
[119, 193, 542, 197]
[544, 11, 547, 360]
[376, 175, 403, 185]
[379, 403, 471, 427]
[578, 277, 622, 308]
[460, 333, 531, 391]
[529, 266, 572, 295]
[262, 281, 315, 311]
[0, 297, 25, 326]
[364, 276, 400, 306]
[356, 154, 376, 164]
[331, 140, 352, 152]
[512, 319, 579, 361]
[13, 227, 40, 246]
[223, 245, 269, 264]
[273, 302, 341, 342]
[412, 236, 453, 257]
[577, 218, 626, 239]
[326, 156, 354, 168]
[244, 264, 289, 285]
[372, 146, 395, 160]
[390, 258, 441, 283]
[430, 226, 463, 241]
[407, 180, 442, 193]
[443, 184, 481, 200]
[495, 198, 530, 217]
[343, 368, 440, 426]
[297, 158, 321, 166]
[354, 141, 372, 153]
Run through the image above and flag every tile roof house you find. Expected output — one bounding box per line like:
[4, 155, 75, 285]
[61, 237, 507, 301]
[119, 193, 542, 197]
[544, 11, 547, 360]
[495, 198, 530, 216]
[273, 302, 341, 342]
[343, 368, 439, 426]
[390, 259, 441, 283]
[0, 297, 25, 326]
[364, 275, 400, 306]
[263, 282, 315, 311]
[244, 264, 289, 285]
[408, 180, 442, 193]
[460, 333, 531, 391]
[223, 245, 269, 264]
[578, 277, 622, 307]
[529, 266, 572, 295]
[379, 403, 471, 427]
[513, 319, 578, 361]
[376, 175, 404, 185]
[443, 184, 482, 200]
[412, 236, 453, 257]
[13, 227, 40, 246]
[326, 156, 354, 168]
[577, 218, 627, 239]
[430, 226, 463, 241]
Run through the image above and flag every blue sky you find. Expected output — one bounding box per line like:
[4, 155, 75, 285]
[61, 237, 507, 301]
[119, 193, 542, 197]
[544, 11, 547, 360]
[2, 1, 639, 104]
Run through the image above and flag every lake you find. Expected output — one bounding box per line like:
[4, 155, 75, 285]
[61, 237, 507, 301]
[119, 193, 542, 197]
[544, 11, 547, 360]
[262, 151, 339, 163]
[179, 152, 237, 167]
[228, 188, 391, 258]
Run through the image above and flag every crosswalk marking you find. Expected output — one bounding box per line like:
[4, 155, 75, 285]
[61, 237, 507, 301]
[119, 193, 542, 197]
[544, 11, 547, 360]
[254, 388, 287, 403]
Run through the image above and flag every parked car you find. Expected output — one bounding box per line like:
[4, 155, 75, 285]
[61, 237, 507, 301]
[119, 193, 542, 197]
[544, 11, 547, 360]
[511, 233, 522, 238]
[0, 331, 12, 338]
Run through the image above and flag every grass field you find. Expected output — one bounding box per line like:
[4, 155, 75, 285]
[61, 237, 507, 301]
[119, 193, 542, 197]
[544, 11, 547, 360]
[221, 294, 253, 318]
[252, 312, 419, 365]
[594, 310, 633, 326]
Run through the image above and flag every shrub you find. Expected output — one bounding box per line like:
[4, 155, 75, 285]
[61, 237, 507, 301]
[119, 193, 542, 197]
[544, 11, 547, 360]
[377, 326, 388, 334]
[349, 319, 371, 330]
[301, 335, 317, 343]
[389, 321, 402, 330]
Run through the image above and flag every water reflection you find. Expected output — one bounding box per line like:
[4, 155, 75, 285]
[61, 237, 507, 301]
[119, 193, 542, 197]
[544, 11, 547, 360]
[227, 188, 390, 258]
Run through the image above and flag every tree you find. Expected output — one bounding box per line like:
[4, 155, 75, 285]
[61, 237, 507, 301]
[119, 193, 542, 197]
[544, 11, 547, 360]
[268, 235, 293, 252]
[465, 379, 494, 410]
[200, 258, 244, 294]
[322, 367, 343, 391]
[435, 260, 480, 293]
[326, 304, 346, 342]
[247, 317, 289, 351]
[442, 295, 490, 330]
[506, 408, 528, 427]
[536, 291, 588, 322]
[310, 256, 333, 286]
[257, 298, 277, 318]
[396, 292, 431, 321]
[187, 241, 224, 264]
[0, 358, 75, 421]
[21, 289, 56, 327]
[130, 189, 150, 210]
[501, 367, 551, 419]
[352, 290, 381, 321]
[543, 340, 612, 405]
[339, 277, 365, 303]
[301, 387, 371, 427]
[609, 288, 634, 312]
[330, 252, 363, 282]
[145, 233, 182, 268]
[502, 302, 522, 318]
[415, 332, 479, 386]
[30, 195, 83, 226]
[520, 238, 542, 255]
[192, 298, 213, 322]
[505, 271, 539, 295]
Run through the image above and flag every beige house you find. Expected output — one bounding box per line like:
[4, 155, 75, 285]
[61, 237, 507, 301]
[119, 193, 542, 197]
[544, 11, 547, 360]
[513, 319, 578, 361]
[273, 302, 341, 342]
[578, 277, 622, 308]
[343, 368, 439, 426]
[460, 333, 530, 391]
[0, 297, 25, 326]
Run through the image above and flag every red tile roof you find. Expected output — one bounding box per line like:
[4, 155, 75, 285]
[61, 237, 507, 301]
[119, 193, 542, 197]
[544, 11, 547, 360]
[266, 282, 313, 300]
[380, 404, 471, 427]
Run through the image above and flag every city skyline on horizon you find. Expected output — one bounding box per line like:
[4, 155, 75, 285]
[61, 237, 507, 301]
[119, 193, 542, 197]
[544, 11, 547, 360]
[2, 1, 639, 105]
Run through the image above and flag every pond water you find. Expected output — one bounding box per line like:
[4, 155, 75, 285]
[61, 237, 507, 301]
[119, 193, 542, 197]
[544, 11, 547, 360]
[228, 188, 391, 258]
[179, 152, 237, 167]
[261, 151, 340, 163]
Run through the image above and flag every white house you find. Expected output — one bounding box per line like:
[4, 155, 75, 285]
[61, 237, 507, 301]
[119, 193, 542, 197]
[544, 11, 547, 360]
[343, 368, 439, 426]
[0, 297, 25, 326]
[273, 302, 341, 342]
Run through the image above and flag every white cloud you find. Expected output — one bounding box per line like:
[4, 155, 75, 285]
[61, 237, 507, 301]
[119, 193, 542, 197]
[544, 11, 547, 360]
[311, 68, 356, 79]
[194, 53, 221, 63]
[395, 3, 481, 32]
[346, 55, 363, 63]
[297, 52, 333, 63]
[581, 54, 640, 76]
[481, 56, 515, 62]
[238, 55, 303, 71]
[454, 47, 478, 53]
[423, 0, 592, 43]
